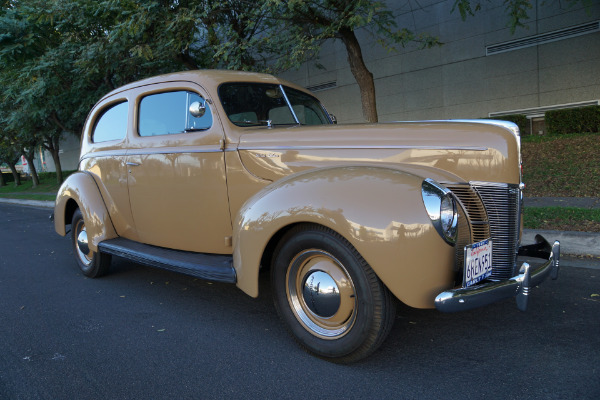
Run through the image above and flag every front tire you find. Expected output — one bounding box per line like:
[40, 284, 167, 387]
[71, 209, 111, 278]
[271, 224, 396, 363]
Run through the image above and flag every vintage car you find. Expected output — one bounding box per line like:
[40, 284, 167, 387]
[54, 70, 560, 363]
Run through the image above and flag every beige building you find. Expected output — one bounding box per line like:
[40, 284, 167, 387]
[279, 0, 600, 128]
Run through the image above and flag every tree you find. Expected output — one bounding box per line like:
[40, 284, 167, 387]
[0, 134, 22, 187]
[241, 0, 439, 123]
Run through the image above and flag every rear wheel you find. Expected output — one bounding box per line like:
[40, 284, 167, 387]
[71, 209, 111, 277]
[271, 224, 396, 363]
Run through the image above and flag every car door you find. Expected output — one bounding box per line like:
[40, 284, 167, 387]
[125, 83, 232, 254]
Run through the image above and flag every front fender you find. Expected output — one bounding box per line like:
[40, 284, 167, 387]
[54, 171, 117, 252]
[233, 166, 456, 308]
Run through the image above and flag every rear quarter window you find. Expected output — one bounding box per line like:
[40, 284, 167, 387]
[92, 101, 129, 143]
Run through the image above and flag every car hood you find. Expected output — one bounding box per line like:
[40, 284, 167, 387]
[236, 121, 520, 184]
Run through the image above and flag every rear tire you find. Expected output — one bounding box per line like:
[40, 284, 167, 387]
[271, 224, 396, 363]
[71, 209, 111, 278]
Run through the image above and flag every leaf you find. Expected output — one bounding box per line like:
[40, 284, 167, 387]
[591, 294, 599, 297]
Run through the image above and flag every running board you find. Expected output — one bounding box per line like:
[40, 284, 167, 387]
[98, 238, 236, 284]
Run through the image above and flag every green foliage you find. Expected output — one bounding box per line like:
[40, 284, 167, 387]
[262, 0, 441, 72]
[0, 169, 75, 195]
[1, 172, 14, 183]
[545, 106, 600, 135]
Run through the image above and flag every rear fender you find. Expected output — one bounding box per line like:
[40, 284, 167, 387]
[54, 171, 117, 252]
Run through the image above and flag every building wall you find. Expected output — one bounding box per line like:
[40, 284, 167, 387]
[44, 133, 80, 172]
[279, 0, 600, 123]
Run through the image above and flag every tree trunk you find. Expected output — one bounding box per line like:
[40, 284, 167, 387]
[49, 147, 63, 184]
[23, 150, 40, 188]
[339, 28, 378, 123]
[0, 171, 6, 187]
[43, 135, 64, 183]
[8, 164, 21, 187]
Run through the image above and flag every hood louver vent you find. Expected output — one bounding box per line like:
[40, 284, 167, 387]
[487, 21, 600, 55]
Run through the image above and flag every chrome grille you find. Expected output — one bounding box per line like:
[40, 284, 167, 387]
[446, 182, 521, 282]
[445, 184, 490, 284]
[472, 182, 521, 280]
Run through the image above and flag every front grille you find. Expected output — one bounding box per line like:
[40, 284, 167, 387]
[446, 182, 521, 282]
[472, 183, 521, 280]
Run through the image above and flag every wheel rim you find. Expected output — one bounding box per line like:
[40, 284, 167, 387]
[74, 219, 92, 267]
[286, 249, 357, 339]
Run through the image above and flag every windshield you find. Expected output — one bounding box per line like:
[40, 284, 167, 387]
[218, 83, 331, 127]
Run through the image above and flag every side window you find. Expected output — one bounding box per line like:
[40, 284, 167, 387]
[92, 101, 128, 143]
[138, 91, 212, 137]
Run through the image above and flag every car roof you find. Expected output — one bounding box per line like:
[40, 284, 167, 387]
[99, 69, 310, 102]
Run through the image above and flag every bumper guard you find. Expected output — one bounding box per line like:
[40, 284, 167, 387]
[435, 235, 560, 312]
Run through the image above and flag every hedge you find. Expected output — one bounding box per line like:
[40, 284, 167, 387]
[1, 172, 15, 183]
[546, 105, 600, 135]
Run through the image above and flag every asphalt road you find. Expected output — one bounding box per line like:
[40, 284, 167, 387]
[1, 203, 599, 400]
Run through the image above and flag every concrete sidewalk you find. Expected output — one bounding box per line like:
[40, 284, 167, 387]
[1, 196, 599, 257]
[524, 196, 600, 209]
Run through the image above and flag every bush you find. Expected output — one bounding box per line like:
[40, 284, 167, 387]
[546, 106, 600, 135]
[37, 170, 77, 182]
[1, 172, 14, 183]
[487, 114, 530, 135]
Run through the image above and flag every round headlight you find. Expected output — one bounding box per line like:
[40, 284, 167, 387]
[440, 194, 458, 240]
[422, 179, 459, 244]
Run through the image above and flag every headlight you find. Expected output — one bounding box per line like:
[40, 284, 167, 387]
[422, 179, 458, 244]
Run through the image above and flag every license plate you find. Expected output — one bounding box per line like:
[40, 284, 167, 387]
[464, 239, 493, 287]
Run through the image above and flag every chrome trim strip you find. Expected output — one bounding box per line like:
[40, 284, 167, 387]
[81, 146, 234, 160]
[126, 146, 229, 156]
[435, 236, 560, 312]
[238, 145, 488, 151]
[81, 149, 128, 160]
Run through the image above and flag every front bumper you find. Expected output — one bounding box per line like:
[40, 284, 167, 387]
[435, 235, 560, 312]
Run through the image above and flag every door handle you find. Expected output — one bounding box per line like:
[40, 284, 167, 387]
[126, 162, 140, 166]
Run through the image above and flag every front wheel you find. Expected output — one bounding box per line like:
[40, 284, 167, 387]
[271, 224, 396, 363]
[71, 209, 111, 278]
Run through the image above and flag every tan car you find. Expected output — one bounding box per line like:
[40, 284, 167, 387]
[54, 70, 559, 363]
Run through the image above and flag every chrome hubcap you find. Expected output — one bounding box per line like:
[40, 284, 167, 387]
[286, 249, 356, 339]
[302, 270, 340, 318]
[75, 220, 92, 266]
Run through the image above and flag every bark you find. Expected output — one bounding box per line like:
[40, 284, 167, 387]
[338, 28, 378, 123]
[42, 135, 63, 183]
[49, 147, 63, 183]
[8, 163, 21, 187]
[22, 149, 39, 188]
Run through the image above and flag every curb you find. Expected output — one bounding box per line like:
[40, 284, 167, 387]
[0, 198, 55, 209]
[523, 229, 600, 257]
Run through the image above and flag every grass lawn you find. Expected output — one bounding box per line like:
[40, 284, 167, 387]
[523, 207, 600, 232]
[0, 171, 74, 200]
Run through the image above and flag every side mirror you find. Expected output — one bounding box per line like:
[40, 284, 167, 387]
[329, 114, 337, 124]
[189, 101, 206, 118]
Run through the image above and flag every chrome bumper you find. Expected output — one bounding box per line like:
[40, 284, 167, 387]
[435, 235, 560, 312]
